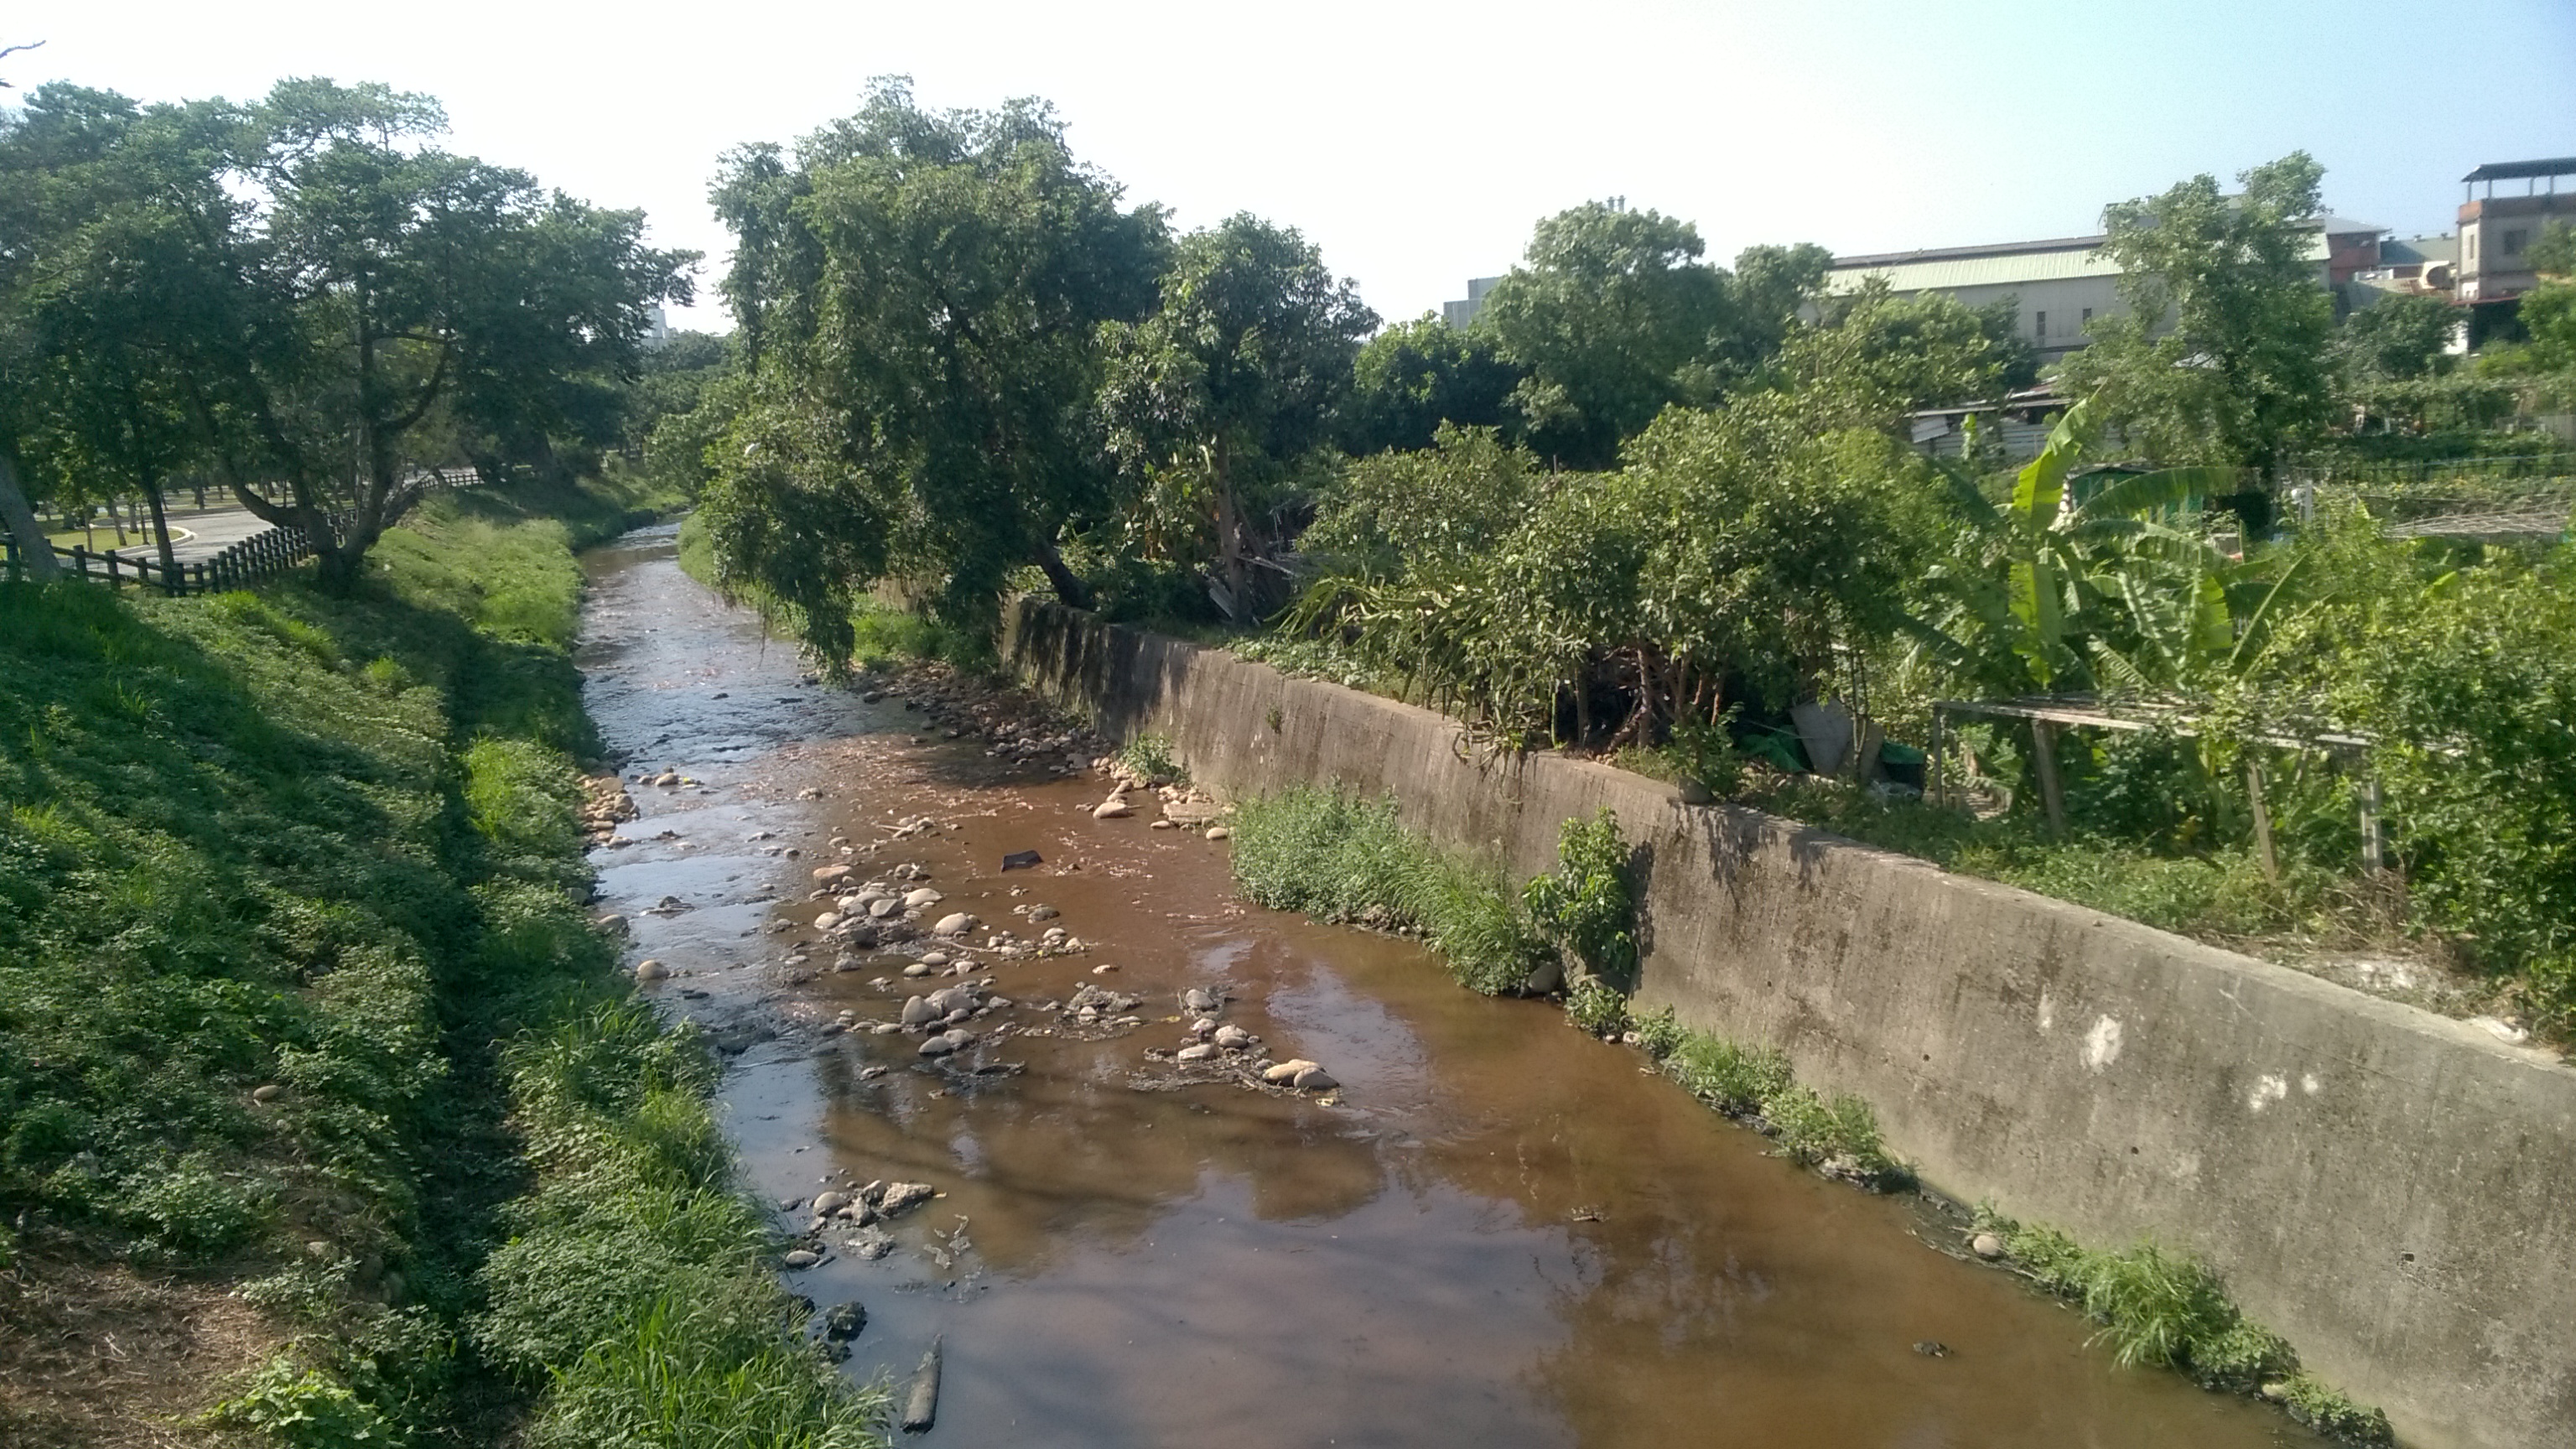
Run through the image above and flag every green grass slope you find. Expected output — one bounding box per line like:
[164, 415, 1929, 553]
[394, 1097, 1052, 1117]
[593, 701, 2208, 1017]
[0, 478, 881, 1446]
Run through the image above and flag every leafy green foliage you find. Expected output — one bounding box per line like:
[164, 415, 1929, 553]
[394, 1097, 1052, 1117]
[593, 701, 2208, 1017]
[1337, 314, 1523, 454]
[2336, 293, 2460, 384]
[1473, 205, 1835, 468]
[0, 80, 693, 592]
[1098, 212, 1375, 619]
[1524, 810, 1636, 984]
[2059, 153, 2335, 488]
[701, 78, 1169, 657]
[2300, 550, 2576, 1021]
[1562, 978, 1630, 1036]
[1227, 788, 1545, 995]
[1113, 732, 1186, 785]
[0, 473, 877, 1444]
[207, 1360, 404, 1446]
[1988, 1218, 2391, 1443]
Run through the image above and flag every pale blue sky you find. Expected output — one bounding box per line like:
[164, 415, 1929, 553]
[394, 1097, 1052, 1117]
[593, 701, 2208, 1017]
[15, 0, 2576, 329]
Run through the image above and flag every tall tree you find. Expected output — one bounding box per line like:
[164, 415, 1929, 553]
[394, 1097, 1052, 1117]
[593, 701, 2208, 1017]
[1337, 313, 1521, 455]
[699, 79, 1169, 657]
[0, 79, 693, 594]
[2059, 153, 2335, 515]
[1475, 200, 1730, 469]
[1098, 213, 1375, 616]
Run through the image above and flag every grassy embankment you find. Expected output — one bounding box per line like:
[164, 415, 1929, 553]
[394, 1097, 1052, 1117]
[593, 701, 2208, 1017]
[0, 473, 883, 1446]
[1220, 784, 2388, 1445]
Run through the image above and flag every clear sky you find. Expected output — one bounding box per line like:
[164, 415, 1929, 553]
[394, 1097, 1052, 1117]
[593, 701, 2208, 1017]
[13, 0, 2575, 330]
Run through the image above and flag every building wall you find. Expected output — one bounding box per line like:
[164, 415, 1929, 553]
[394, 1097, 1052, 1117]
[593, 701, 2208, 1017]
[2460, 193, 2575, 302]
[1441, 275, 1505, 330]
[1005, 600, 2576, 1449]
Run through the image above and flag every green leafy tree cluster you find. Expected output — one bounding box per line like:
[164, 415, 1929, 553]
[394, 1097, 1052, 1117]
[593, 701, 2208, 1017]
[693, 79, 1171, 657]
[2059, 153, 2335, 505]
[0, 79, 693, 591]
[1098, 213, 1376, 618]
[1472, 202, 1836, 468]
[1337, 313, 1521, 455]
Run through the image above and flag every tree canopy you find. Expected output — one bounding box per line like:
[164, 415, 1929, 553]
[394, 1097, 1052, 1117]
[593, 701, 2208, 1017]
[1473, 205, 1833, 469]
[1337, 313, 1521, 455]
[0, 77, 693, 590]
[1098, 212, 1375, 617]
[2059, 153, 2334, 495]
[695, 79, 1170, 655]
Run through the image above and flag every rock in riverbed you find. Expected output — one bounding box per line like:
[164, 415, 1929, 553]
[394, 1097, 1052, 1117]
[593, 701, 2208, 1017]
[932, 912, 977, 936]
[1176, 1042, 1218, 1062]
[782, 1249, 822, 1270]
[878, 1182, 935, 1218]
[822, 1300, 868, 1340]
[1214, 1024, 1253, 1049]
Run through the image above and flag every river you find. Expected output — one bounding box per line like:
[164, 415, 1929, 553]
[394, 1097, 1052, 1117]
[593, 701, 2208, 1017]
[577, 522, 2316, 1448]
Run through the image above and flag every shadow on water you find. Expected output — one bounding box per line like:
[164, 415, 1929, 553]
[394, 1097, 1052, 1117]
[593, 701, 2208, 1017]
[579, 524, 2319, 1449]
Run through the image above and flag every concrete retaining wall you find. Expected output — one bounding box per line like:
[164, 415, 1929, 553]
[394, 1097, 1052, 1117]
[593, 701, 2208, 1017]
[1005, 600, 2576, 1449]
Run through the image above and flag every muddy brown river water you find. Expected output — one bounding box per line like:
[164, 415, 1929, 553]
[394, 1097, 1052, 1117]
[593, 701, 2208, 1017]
[579, 523, 2319, 1448]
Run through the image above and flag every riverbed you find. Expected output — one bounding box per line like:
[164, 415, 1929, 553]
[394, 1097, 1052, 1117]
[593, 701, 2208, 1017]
[577, 522, 2317, 1448]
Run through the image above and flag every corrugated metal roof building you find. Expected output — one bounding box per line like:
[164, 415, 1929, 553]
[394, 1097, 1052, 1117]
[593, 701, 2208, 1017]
[1826, 226, 2348, 362]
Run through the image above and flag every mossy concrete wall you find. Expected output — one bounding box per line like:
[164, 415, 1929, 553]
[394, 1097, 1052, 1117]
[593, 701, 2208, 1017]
[1005, 600, 2576, 1449]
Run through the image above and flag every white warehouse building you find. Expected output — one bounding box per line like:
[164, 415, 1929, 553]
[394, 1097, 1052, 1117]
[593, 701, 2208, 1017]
[1825, 221, 2372, 363]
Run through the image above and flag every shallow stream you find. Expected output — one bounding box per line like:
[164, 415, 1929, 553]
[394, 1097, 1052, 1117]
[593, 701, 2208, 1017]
[578, 523, 2316, 1448]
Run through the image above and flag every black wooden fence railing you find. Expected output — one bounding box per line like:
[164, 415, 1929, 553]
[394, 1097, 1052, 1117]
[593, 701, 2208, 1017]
[2, 509, 359, 595]
[2, 471, 476, 595]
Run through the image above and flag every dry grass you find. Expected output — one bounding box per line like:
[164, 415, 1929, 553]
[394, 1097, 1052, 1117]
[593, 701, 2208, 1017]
[0, 1252, 282, 1448]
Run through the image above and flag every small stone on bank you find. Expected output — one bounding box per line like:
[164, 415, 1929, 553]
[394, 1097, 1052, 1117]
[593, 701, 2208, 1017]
[782, 1249, 822, 1270]
[1971, 1232, 2006, 1260]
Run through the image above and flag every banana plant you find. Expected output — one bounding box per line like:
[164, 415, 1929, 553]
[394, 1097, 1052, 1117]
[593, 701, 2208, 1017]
[1915, 397, 2260, 699]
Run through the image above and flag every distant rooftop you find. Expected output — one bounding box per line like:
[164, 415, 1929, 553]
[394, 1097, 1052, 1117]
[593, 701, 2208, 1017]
[1831, 235, 2105, 271]
[2462, 158, 2576, 184]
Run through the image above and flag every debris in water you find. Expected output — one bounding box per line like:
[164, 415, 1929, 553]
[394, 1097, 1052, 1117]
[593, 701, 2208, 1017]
[1001, 849, 1043, 871]
[901, 1336, 943, 1432]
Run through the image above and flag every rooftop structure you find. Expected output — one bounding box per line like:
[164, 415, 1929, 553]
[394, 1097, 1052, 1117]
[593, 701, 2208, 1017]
[1827, 218, 2367, 361]
[1441, 276, 1505, 330]
[2456, 157, 2576, 304]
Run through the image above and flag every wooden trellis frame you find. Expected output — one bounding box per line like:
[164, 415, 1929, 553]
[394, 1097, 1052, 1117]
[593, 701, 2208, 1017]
[1929, 695, 2386, 878]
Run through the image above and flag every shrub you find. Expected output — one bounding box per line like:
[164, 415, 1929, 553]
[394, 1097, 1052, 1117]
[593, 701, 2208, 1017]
[1228, 787, 1547, 995]
[1987, 1218, 2388, 1440]
[1114, 732, 1187, 785]
[1523, 809, 1636, 984]
[1662, 1033, 1793, 1114]
[1564, 979, 1629, 1037]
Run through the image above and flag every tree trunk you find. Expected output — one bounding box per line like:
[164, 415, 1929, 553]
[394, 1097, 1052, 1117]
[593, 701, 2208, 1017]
[1031, 539, 1093, 610]
[0, 446, 60, 581]
[142, 479, 182, 593]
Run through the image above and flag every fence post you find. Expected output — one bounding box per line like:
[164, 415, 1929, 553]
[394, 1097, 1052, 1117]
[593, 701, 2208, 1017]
[2030, 720, 2068, 840]
[2246, 760, 2282, 886]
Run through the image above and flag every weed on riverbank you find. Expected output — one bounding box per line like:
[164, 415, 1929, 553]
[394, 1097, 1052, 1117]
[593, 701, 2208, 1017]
[0, 476, 882, 1446]
[1228, 788, 1546, 996]
[1984, 1213, 2392, 1444]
